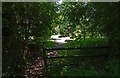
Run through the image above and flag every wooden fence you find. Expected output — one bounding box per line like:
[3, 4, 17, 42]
[43, 46, 111, 75]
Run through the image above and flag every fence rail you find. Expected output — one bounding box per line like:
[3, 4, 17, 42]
[44, 46, 110, 51]
[47, 54, 109, 59]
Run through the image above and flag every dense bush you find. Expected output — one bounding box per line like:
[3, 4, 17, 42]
[67, 38, 108, 47]
[105, 58, 120, 76]
[47, 58, 120, 76]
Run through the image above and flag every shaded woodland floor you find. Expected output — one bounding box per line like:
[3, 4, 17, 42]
[24, 57, 44, 77]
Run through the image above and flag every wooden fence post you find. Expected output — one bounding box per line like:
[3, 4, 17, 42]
[43, 48, 47, 76]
